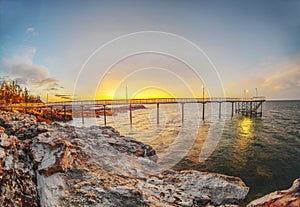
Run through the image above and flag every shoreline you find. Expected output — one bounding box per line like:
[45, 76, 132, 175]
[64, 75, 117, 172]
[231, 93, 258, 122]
[0, 110, 298, 206]
[0, 104, 147, 123]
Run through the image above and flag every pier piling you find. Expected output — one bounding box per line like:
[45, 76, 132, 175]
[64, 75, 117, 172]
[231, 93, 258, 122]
[103, 105, 107, 126]
[181, 103, 184, 123]
[219, 102, 222, 118]
[202, 103, 205, 120]
[129, 104, 132, 125]
[81, 106, 84, 124]
[63, 106, 66, 122]
[50, 106, 53, 120]
[157, 103, 159, 124]
[250, 101, 253, 117]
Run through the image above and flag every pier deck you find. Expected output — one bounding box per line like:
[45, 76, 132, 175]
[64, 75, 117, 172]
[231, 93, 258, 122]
[0, 97, 266, 125]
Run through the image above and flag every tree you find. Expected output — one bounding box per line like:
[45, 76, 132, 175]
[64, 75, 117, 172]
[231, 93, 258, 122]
[0, 79, 42, 103]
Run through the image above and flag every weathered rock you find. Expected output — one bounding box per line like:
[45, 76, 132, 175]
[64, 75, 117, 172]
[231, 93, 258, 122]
[0, 111, 39, 139]
[0, 116, 39, 206]
[0, 111, 250, 207]
[37, 172, 67, 207]
[247, 178, 300, 207]
[32, 138, 78, 176]
[141, 170, 249, 206]
[32, 125, 249, 206]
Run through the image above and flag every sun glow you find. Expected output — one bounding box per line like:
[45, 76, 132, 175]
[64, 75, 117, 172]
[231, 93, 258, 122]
[132, 87, 174, 99]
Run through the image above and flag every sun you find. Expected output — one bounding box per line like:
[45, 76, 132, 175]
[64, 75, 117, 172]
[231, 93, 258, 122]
[132, 87, 174, 99]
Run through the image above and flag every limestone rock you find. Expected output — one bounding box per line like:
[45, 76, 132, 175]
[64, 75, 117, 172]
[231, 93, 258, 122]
[0, 111, 38, 139]
[0, 111, 250, 207]
[32, 133, 79, 176]
[141, 170, 249, 206]
[37, 172, 67, 207]
[247, 178, 300, 207]
[0, 115, 39, 206]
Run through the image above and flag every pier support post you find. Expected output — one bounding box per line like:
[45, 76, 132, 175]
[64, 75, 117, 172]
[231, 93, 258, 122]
[231, 102, 234, 117]
[235, 102, 237, 113]
[81, 106, 84, 124]
[129, 104, 132, 125]
[157, 103, 159, 124]
[250, 101, 253, 117]
[202, 103, 205, 120]
[50, 106, 53, 120]
[63, 106, 66, 122]
[181, 103, 184, 123]
[260, 102, 263, 117]
[103, 105, 107, 126]
[219, 102, 222, 118]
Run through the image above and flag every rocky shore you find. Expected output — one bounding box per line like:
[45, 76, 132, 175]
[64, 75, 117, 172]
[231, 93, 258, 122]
[0, 111, 298, 206]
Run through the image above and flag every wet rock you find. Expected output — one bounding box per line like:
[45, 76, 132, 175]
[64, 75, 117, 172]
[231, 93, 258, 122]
[247, 178, 300, 207]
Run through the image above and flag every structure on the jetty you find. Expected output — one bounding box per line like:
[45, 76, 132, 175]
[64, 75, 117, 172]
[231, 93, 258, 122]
[0, 97, 266, 125]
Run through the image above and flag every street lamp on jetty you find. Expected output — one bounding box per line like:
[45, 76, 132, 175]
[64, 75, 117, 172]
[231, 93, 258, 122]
[202, 84, 205, 120]
[243, 89, 249, 99]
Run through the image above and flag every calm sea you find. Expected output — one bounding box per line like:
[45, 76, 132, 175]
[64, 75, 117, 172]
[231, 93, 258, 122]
[69, 100, 300, 202]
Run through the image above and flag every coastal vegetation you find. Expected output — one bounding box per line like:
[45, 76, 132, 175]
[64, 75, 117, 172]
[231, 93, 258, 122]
[0, 79, 42, 104]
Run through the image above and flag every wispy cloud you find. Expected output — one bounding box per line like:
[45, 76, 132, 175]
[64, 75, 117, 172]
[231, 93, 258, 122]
[263, 67, 300, 90]
[54, 94, 73, 100]
[227, 53, 300, 98]
[26, 27, 38, 36]
[0, 48, 63, 92]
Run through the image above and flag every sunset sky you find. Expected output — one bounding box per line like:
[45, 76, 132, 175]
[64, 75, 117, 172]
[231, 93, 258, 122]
[0, 0, 299, 101]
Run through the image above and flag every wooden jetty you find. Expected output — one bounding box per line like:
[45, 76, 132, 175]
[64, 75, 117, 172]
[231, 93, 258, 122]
[0, 97, 266, 125]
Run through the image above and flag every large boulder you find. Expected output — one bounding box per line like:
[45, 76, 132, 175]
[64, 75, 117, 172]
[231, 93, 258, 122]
[31, 124, 249, 206]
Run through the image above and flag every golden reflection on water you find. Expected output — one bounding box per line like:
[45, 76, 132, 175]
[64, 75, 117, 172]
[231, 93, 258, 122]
[240, 118, 253, 138]
[232, 117, 255, 169]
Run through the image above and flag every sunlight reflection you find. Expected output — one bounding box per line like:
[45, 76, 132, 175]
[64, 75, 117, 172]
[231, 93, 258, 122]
[240, 118, 253, 138]
[232, 117, 255, 169]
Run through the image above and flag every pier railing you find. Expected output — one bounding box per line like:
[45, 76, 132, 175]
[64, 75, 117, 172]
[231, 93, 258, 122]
[0, 97, 266, 124]
[0, 97, 266, 108]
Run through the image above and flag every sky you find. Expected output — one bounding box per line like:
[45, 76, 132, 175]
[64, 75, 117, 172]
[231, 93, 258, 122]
[0, 0, 299, 101]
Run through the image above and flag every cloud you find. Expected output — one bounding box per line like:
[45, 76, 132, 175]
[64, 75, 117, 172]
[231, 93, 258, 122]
[2, 56, 48, 84]
[38, 78, 60, 89]
[0, 48, 62, 92]
[26, 27, 38, 36]
[54, 94, 73, 100]
[263, 67, 300, 90]
[226, 53, 300, 99]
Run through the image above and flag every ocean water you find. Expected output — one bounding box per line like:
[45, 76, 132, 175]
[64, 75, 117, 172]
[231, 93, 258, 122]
[69, 101, 300, 202]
